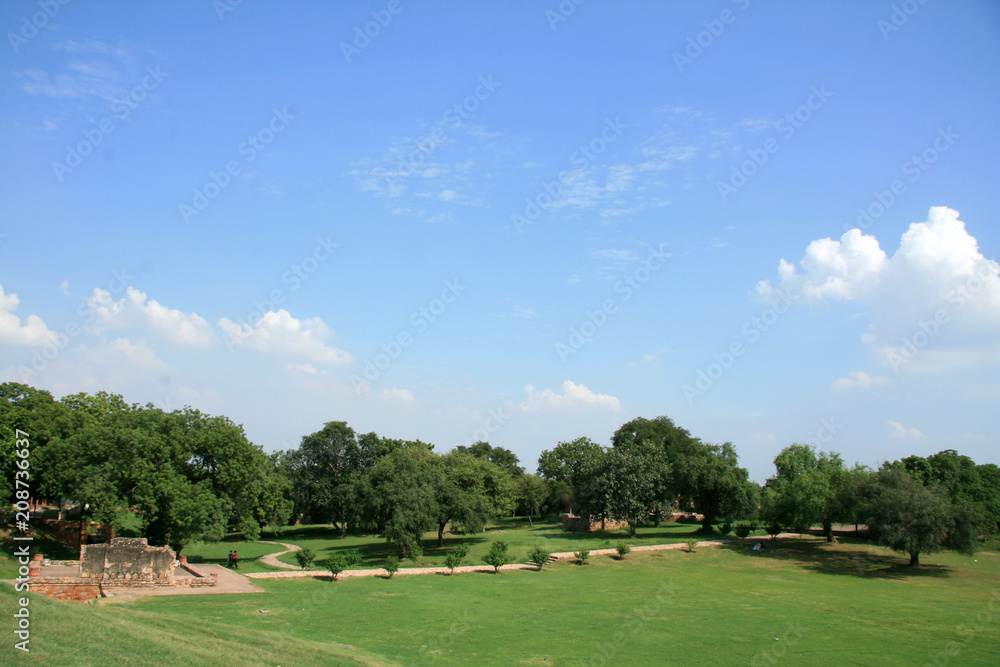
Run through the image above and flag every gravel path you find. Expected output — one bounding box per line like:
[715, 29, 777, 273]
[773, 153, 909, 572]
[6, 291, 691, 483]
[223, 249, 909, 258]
[257, 541, 303, 569]
[243, 535, 802, 581]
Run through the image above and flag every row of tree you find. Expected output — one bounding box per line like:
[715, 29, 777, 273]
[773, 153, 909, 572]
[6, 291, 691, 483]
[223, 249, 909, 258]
[3, 382, 998, 566]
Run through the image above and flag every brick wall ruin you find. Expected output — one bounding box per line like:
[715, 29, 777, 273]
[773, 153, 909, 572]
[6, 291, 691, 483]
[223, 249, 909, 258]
[80, 537, 175, 581]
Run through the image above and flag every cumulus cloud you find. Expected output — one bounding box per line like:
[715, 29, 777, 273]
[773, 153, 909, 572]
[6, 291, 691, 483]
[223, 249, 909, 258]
[380, 387, 415, 404]
[888, 419, 924, 439]
[0, 285, 58, 346]
[757, 207, 1000, 370]
[218, 310, 352, 365]
[832, 371, 891, 391]
[520, 380, 622, 413]
[86, 287, 215, 346]
[82, 337, 170, 372]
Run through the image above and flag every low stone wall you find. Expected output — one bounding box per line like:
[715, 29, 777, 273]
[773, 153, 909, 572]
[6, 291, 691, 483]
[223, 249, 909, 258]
[561, 514, 628, 532]
[80, 538, 174, 581]
[29, 581, 102, 603]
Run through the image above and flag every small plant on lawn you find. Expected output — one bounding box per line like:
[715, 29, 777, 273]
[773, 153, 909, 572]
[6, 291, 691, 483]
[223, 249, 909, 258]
[483, 540, 513, 573]
[408, 543, 423, 563]
[528, 546, 551, 571]
[453, 544, 470, 559]
[734, 523, 751, 543]
[384, 555, 399, 579]
[444, 552, 462, 574]
[718, 521, 733, 537]
[685, 538, 698, 553]
[767, 523, 782, 539]
[616, 542, 632, 560]
[325, 554, 347, 582]
[575, 549, 590, 565]
[344, 549, 363, 566]
[295, 547, 315, 570]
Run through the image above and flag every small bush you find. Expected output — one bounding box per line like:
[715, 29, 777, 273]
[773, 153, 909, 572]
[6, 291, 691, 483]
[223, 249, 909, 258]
[453, 544, 470, 559]
[444, 552, 462, 574]
[483, 540, 513, 573]
[325, 554, 347, 581]
[734, 523, 752, 541]
[528, 546, 551, 571]
[384, 555, 400, 579]
[575, 549, 590, 564]
[719, 522, 733, 536]
[295, 547, 315, 570]
[408, 543, 423, 563]
[767, 523, 782, 539]
[616, 542, 632, 560]
[344, 549, 363, 566]
[685, 538, 698, 552]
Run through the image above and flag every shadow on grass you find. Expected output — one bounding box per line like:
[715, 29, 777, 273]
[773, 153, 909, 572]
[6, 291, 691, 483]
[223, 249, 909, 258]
[717, 537, 953, 579]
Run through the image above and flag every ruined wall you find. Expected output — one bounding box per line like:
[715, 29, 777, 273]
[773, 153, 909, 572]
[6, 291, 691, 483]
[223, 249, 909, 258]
[80, 538, 175, 580]
[561, 514, 628, 532]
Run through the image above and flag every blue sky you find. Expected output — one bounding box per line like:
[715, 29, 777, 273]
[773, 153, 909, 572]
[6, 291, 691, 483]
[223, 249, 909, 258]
[2, 0, 998, 482]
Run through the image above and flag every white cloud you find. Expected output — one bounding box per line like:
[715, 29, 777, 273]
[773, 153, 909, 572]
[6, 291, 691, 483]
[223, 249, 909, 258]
[82, 337, 170, 372]
[219, 309, 352, 365]
[832, 371, 891, 391]
[0, 285, 58, 346]
[87, 287, 215, 347]
[520, 380, 622, 413]
[757, 207, 1000, 370]
[888, 419, 924, 439]
[380, 387, 415, 404]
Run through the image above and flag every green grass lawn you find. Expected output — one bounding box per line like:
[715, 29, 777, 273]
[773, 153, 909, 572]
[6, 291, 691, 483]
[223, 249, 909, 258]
[213, 517, 729, 572]
[4, 535, 997, 665]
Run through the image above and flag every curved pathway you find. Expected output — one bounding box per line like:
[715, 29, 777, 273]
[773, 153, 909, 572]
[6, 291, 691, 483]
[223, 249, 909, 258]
[258, 541, 303, 569]
[244, 534, 802, 581]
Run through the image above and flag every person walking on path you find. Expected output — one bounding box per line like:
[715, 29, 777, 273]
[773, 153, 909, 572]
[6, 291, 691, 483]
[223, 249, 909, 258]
[233, 550, 238, 569]
[227, 550, 234, 568]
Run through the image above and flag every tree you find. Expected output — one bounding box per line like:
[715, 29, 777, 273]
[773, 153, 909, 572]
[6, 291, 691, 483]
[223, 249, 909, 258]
[384, 555, 400, 578]
[286, 421, 367, 534]
[864, 465, 976, 566]
[483, 540, 513, 573]
[295, 547, 316, 570]
[537, 437, 604, 513]
[356, 446, 442, 555]
[587, 442, 670, 536]
[514, 473, 549, 525]
[527, 546, 550, 571]
[454, 441, 524, 478]
[325, 554, 348, 581]
[761, 444, 848, 540]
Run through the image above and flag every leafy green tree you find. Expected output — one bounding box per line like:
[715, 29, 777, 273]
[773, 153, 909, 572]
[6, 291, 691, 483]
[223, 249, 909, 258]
[515, 473, 549, 526]
[483, 540, 513, 573]
[527, 546, 550, 570]
[864, 464, 976, 566]
[615, 542, 631, 559]
[588, 443, 670, 536]
[444, 551, 463, 574]
[384, 555, 400, 578]
[454, 441, 524, 478]
[537, 437, 604, 513]
[734, 523, 751, 541]
[685, 538, 698, 552]
[761, 444, 848, 540]
[574, 549, 589, 564]
[325, 554, 348, 581]
[295, 547, 316, 570]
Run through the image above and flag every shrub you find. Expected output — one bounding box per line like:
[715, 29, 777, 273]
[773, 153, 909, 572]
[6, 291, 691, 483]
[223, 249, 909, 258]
[384, 555, 400, 579]
[767, 523, 782, 539]
[344, 549, 363, 566]
[616, 542, 632, 560]
[408, 543, 423, 563]
[294, 547, 315, 570]
[575, 549, 590, 564]
[528, 546, 550, 571]
[719, 522, 733, 536]
[483, 541, 513, 573]
[453, 544, 470, 559]
[444, 552, 462, 574]
[325, 554, 347, 581]
[734, 523, 752, 541]
[685, 538, 698, 552]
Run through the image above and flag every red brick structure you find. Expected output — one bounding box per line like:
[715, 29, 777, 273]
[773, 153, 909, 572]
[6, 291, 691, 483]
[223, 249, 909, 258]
[561, 513, 628, 532]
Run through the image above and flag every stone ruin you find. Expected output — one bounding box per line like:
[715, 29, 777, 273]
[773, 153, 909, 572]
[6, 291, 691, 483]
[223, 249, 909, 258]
[80, 537, 175, 581]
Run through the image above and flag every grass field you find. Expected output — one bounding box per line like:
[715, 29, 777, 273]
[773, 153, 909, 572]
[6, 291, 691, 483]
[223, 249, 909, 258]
[3, 532, 999, 665]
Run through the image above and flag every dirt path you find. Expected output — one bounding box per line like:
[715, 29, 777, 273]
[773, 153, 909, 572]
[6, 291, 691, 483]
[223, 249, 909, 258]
[103, 565, 265, 597]
[244, 535, 802, 581]
[257, 541, 303, 569]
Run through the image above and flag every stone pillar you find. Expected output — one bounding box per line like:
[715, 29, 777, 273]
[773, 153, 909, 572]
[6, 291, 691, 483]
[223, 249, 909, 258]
[28, 553, 42, 577]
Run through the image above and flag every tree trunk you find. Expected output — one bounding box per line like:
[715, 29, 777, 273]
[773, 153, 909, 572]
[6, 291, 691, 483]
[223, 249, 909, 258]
[653, 507, 661, 528]
[629, 521, 636, 537]
[527, 513, 533, 527]
[909, 551, 919, 567]
[701, 513, 715, 533]
[824, 520, 833, 543]
[437, 522, 445, 548]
